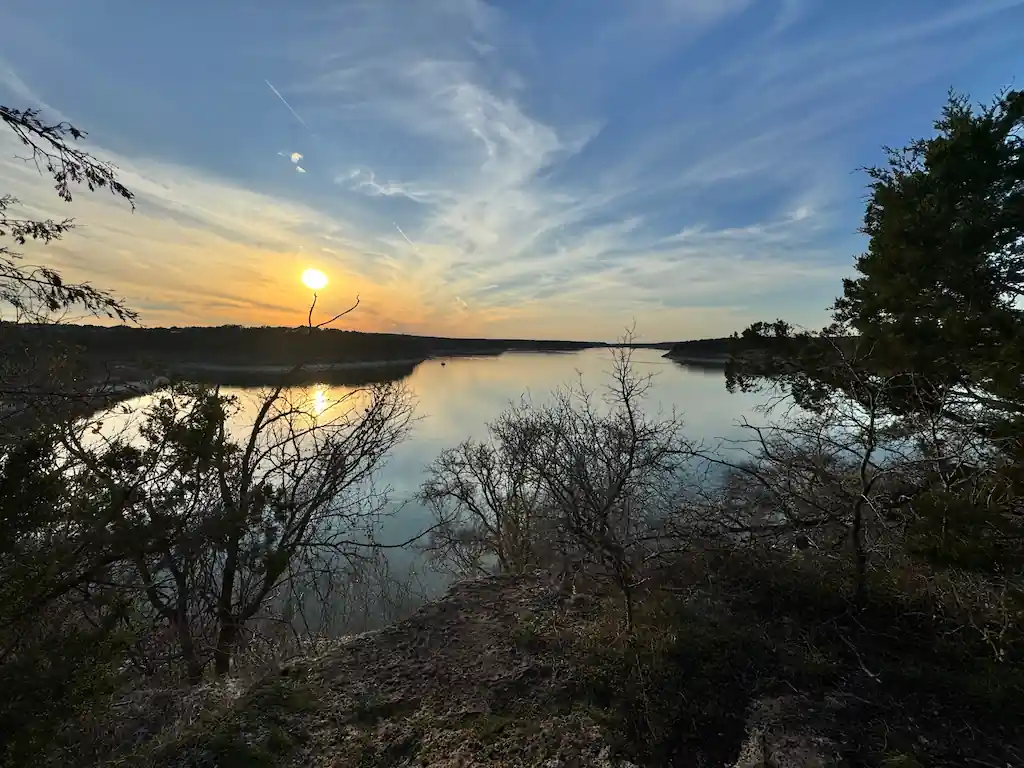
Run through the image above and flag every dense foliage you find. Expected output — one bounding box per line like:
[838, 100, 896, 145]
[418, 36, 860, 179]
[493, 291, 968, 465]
[726, 88, 1024, 577]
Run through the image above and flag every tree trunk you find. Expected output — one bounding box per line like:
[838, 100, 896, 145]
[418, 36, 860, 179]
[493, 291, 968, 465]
[851, 499, 867, 608]
[213, 620, 238, 677]
[214, 533, 241, 677]
[172, 613, 204, 685]
[623, 586, 635, 634]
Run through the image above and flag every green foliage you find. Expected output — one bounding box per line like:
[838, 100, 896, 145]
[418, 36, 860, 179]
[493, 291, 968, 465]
[0, 623, 129, 767]
[836, 89, 1024, 408]
[152, 680, 321, 768]
[0, 431, 140, 766]
[575, 601, 776, 766]
[903, 487, 1020, 571]
[0, 101, 141, 760]
[725, 86, 1024, 582]
[730, 88, 1024, 421]
[0, 431, 65, 552]
[573, 551, 1023, 766]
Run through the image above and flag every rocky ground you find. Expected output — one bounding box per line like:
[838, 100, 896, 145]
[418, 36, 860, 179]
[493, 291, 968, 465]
[103, 571, 858, 768]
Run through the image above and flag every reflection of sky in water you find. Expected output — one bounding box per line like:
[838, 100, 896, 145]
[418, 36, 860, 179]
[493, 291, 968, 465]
[338, 349, 767, 551]
[98, 350, 770, 612]
[85, 350, 923, 632]
[103, 349, 769, 548]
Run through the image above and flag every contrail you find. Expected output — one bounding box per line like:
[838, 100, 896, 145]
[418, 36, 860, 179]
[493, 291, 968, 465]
[394, 222, 419, 251]
[265, 79, 308, 127]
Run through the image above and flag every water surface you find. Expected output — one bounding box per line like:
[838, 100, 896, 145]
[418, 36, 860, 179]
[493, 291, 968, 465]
[211, 350, 764, 544]
[109, 349, 770, 629]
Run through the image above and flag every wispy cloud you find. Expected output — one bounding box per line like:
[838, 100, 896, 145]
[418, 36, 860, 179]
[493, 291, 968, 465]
[0, 0, 1021, 338]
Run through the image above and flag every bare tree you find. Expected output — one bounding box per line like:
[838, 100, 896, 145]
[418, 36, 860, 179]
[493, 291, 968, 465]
[420, 397, 551, 576]
[421, 341, 694, 630]
[531, 345, 693, 628]
[706, 329, 1017, 604]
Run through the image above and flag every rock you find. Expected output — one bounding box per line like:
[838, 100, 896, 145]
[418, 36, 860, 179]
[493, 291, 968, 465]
[595, 745, 641, 767]
[732, 694, 847, 768]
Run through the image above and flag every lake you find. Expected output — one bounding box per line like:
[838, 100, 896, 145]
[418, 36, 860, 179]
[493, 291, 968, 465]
[107, 348, 771, 632]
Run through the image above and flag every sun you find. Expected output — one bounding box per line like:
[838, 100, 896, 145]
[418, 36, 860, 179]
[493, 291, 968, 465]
[301, 268, 329, 291]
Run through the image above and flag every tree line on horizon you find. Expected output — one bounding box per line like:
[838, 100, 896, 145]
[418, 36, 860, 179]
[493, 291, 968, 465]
[0, 321, 608, 374]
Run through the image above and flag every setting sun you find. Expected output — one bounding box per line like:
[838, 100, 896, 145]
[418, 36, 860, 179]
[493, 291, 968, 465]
[301, 268, 329, 291]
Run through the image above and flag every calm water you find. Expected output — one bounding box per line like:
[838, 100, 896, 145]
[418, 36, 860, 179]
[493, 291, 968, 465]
[374, 349, 764, 538]
[107, 349, 770, 629]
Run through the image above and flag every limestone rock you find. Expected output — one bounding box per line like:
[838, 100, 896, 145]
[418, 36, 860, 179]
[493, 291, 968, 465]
[732, 694, 847, 768]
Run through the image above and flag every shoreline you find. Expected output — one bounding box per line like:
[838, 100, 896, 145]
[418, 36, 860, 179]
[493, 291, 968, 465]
[662, 353, 731, 366]
[171, 357, 430, 375]
[85, 351, 591, 399]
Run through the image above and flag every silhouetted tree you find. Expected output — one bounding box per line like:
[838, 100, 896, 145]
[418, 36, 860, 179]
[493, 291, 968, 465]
[724, 87, 1024, 604]
[0, 105, 135, 324]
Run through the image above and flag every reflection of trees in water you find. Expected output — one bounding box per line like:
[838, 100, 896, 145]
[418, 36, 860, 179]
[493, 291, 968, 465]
[180, 360, 421, 388]
[266, 549, 443, 642]
[668, 359, 729, 374]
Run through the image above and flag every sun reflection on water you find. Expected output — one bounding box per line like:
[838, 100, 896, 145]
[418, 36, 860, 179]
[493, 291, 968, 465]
[312, 385, 328, 417]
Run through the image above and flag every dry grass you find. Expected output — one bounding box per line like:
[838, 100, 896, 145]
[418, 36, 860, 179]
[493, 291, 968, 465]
[29, 552, 1024, 768]
[85, 573, 638, 768]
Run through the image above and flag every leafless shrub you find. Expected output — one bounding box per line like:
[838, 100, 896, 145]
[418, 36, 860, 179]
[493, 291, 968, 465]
[420, 395, 553, 577]
[702, 332, 1024, 607]
[422, 340, 696, 629]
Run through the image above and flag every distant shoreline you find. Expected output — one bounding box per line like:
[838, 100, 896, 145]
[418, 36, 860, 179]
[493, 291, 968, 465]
[173, 358, 430, 375]
[661, 353, 730, 366]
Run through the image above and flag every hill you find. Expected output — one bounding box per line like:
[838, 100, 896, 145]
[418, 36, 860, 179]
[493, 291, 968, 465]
[663, 335, 863, 366]
[79, 555, 1019, 768]
[0, 323, 594, 364]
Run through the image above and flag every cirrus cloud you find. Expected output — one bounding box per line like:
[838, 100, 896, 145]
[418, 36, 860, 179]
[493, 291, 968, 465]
[0, 0, 1021, 339]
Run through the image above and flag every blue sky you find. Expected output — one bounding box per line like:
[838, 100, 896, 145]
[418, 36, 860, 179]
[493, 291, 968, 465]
[0, 0, 1021, 340]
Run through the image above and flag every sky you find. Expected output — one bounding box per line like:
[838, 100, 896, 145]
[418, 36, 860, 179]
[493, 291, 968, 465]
[0, 0, 1021, 341]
